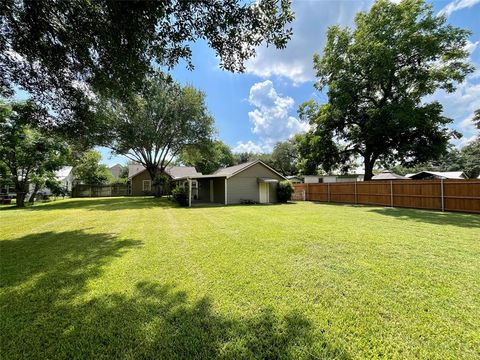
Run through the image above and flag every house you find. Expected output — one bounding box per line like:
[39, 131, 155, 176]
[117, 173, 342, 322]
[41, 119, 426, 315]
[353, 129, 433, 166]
[286, 175, 303, 184]
[304, 173, 364, 183]
[108, 164, 123, 179]
[30, 166, 74, 197]
[406, 171, 466, 180]
[371, 170, 407, 180]
[175, 160, 287, 206]
[128, 165, 201, 196]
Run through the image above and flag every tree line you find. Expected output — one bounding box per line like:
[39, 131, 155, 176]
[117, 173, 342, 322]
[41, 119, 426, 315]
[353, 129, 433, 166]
[1, 0, 479, 207]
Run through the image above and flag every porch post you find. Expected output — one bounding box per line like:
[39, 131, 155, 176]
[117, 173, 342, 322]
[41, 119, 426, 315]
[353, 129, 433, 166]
[188, 178, 192, 207]
[224, 178, 228, 205]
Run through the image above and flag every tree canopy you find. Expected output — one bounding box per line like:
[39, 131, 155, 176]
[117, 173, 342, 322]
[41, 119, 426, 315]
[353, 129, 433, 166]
[1, 0, 293, 138]
[0, 100, 69, 207]
[179, 140, 235, 175]
[298, 0, 473, 180]
[104, 72, 215, 195]
[73, 150, 112, 185]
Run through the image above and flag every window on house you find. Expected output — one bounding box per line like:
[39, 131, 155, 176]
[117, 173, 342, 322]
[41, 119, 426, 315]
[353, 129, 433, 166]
[142, 180, 151, 191]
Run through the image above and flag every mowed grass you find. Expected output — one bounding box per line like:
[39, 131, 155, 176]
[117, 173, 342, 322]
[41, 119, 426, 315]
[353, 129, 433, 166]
[0, 198, 479, 359]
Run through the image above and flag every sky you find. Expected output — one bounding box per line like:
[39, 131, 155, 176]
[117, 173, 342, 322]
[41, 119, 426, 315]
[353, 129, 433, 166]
[13, 0, 480, 166]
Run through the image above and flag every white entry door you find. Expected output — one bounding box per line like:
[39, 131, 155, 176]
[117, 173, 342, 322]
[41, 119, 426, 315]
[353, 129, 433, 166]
[259, 182, 269, 203]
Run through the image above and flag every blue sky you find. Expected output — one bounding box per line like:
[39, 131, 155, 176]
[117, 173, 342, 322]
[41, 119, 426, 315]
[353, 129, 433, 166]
[14, 0, 480, 166]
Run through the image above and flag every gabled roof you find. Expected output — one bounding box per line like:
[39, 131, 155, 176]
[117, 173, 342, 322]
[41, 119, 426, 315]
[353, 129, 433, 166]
[406, 171, 466, 180]
[54, 166, 73, 180]
[214, 160, 287, 179]
[128, 165, 201, 180]
[372, 170, 407, 180]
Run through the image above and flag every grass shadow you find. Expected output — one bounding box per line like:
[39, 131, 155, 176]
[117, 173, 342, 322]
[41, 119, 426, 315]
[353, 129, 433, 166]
[0, 230, 347, 359]
[367, 207, 480, 229]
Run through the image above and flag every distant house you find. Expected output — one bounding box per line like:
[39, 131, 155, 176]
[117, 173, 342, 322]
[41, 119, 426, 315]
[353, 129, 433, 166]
[303, 173, 364, 183]
[175, 160, 287, 206]
[287, 175, 303, 184]
[372, 170, 407, 181]
[108, 164, 123, 179]
[406, 171, 466, 180]
[128, 165, 201, 196]
[54, 166, 74, 192]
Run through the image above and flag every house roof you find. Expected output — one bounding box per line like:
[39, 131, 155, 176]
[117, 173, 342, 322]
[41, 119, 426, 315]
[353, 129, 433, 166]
[406, 171, 466, 180]
[214, 160, 287, 179]
[128, 165, 201, 180]
[54, 166, 73, 180]
[176, 160, 287, 180]
[372, 171, 407, 180]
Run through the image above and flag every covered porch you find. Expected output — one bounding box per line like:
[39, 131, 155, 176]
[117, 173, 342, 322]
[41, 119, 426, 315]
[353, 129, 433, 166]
[177, 175, 227, 207]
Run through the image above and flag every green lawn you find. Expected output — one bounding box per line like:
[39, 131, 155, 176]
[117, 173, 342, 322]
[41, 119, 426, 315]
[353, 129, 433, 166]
[1, 197, 479, 359]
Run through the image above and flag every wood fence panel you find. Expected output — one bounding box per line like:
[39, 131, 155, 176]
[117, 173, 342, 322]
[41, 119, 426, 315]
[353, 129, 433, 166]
[72, 184, 128, 198]
[293, 180, 480, 214]
[444, 180, 480, 213]
[356, 181, 391, 206]
[392, 181, 441, 210]
[307, 184, 328, 202]
[330, 183, 355, 204]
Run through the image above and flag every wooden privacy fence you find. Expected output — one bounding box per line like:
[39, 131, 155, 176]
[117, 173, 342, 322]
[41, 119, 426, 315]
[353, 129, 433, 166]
[72, 184, 128, 198]
[292, 180, 480, 214]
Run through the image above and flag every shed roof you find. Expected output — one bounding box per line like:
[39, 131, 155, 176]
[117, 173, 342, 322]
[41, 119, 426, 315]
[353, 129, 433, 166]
[372, 171, 407, 180]
[406, 171, 466, 180]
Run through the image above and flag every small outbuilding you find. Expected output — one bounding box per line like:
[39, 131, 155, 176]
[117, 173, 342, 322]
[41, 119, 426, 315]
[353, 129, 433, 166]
[371, 170, 407, 181]
[175, 160, 287, 206]
[406, 171, 466, 180]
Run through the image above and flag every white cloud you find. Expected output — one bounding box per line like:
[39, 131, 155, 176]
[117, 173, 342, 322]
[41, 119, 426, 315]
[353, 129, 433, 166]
[427, 69, 480, 147]
[232, 140, 268, 154]
[247, 80, 309, 146]
[438, 0, 480, 16]
[245, 0, 371, 85]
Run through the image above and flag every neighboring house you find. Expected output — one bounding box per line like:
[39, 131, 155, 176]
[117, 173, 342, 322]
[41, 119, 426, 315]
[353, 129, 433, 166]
[108, 164, 123, 179]
[372, 170, 407, 180]
[175, 160, 287, 206]
[287, 175, 303, 184]
[406, 171, 466, 180]
[304, 173, 364, 183]
[128, 165, 201, 196]
[35, 166, 74, 196]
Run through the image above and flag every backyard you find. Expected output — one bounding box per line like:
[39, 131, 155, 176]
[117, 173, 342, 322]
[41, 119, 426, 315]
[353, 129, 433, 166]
[0, 197, 479, 359]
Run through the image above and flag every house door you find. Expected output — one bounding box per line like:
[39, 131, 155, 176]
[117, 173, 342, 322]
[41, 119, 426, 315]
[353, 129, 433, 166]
[259, 182, 269, 203]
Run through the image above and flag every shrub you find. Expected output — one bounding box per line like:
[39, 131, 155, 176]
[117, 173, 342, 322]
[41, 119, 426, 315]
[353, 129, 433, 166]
[172, 186, 189, 206]
[277, 180, 294, 203]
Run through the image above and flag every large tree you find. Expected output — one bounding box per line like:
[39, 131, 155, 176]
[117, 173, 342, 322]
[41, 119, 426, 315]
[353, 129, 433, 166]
[298, 0, 473, 180]
[179, 140, 235, 175]
[271, 139, 299, 176]
[105, 73, 215, 195]
[73, 150, 112, 185]
[0, 0, 293, 139]
[0, 100, 69, 207]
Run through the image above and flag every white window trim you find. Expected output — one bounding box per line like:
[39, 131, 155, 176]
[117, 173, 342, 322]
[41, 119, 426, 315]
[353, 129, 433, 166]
[142, 180, 151, 191]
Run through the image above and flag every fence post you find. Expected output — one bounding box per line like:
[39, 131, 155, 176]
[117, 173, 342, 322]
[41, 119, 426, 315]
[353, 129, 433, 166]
[390, 181, 394, 208]
[440, 179, 444, 212]
[327, 182, 330, 203]
[306, 183, 309, 201]
[354, 180, 357, 204]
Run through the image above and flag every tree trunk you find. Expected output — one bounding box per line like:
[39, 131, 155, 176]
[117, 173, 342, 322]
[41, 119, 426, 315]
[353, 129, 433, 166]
[363, 157, 375, 181]
[28, 183, 40, 203]
[14, 181, 27, 207]
[16, 191, 26, 207]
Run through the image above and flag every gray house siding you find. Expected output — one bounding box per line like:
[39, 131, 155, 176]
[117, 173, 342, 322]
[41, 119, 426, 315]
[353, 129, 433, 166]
[227, 163, 283, 204]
